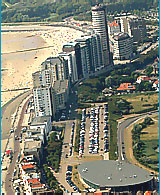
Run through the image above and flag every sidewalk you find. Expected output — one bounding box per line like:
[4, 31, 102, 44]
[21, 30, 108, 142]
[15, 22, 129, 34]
[1, 94, 32, 194]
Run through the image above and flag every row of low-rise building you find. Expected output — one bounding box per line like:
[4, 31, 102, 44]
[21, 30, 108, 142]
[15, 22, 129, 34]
[13, 115, 53, 194]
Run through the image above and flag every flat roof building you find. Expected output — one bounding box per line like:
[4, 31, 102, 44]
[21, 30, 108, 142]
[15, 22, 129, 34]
[78, 160, 153, 193]
[53, 80, 70, 112]
[110, 32, 133, 60]
[33, 87, 53, 118]
[63, 42, 83, 80]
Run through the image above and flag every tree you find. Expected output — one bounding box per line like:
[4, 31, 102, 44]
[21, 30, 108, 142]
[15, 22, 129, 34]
[144, 117, 154, 125]
[145, 66, 153, 77]
[143, 81, 153, 91]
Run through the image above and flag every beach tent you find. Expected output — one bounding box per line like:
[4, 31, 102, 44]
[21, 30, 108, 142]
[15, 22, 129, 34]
[6, 150, 11, 155]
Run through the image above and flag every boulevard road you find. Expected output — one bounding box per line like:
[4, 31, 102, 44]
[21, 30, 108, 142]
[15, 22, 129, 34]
[5, 98, 30, 195]
[1, 91, 31, 142]
[117, 111, 159, 161]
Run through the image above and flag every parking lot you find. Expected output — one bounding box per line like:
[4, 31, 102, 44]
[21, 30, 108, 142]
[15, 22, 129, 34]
[81, 104, 109, 158]
[54, 103, 110, 193]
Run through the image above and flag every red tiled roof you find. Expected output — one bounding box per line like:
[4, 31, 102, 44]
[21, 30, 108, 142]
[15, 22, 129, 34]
[22, 164, 35, 170]
[117, 83, 136, 91]
[137, 76, 151, 80]
[109, 21, 119, 27]
[144, 191, 151, 195]
[155, 57, 159, 62]
[154, 79, 159, 84]
[27, 179, 40, 184]
[31, 184, 44, 189]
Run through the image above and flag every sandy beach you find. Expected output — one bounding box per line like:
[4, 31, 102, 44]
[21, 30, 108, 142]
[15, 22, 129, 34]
[1, 25, 83, 106]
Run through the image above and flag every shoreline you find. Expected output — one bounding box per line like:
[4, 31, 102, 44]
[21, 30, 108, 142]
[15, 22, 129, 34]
[1, 25, 83, 106]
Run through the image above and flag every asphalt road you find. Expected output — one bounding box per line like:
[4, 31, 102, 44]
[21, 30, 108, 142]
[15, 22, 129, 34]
[5, 98, 30, 194]
[117, 111, 159, 162]
[54, 120, 76, 193]
[1, 91, 31, 141]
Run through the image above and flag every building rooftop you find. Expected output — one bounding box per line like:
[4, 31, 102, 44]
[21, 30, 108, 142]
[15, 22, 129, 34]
[28, 178, 40, 185]
[113, 32, 130, 41]
[31, 116, 51, 126]
[41, 56, 66, 70]
[117, 83, 136, 91]
[24, 140, 42, 152]
[78, 160, 153, 187]
[154, 79, 159, 84]
[53, 80, 69, 94]
[31, 184, 45, 189]
[137, 76, 151, 80]
[22, 164, 35, 170]
[109, 21, 119, 27]
[92, 4, 105, 12]
[63, 42, 79, 47]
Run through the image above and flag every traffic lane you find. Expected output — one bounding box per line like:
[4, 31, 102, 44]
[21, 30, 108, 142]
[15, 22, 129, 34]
[118, 116, 147, 161]
[1, 91, 31, 140]
[118, 111, 159, 161]
[5, 99, 29, 194]
[120, 111, 159, 143]
[57, 120, 75, 192]
[1, 91, 30, 118]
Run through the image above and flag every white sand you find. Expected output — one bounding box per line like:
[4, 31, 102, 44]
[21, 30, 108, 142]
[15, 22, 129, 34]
[1, 26, 83, 106]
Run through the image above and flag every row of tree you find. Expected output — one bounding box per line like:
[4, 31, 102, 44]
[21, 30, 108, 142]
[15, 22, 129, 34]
[2, 0, 158, 23]
[45, 132, 63, 173]
[132, 117, 159, 171]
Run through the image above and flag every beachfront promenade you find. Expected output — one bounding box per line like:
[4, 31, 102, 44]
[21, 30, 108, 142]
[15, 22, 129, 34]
[1, 92, 32, 194]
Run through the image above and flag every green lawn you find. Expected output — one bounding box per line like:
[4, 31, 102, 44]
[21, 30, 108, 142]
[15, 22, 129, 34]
[141, 115, 159, 141]
[143, 139, 159, 160]
[120, 92, 159, 113]
[72, 166, 86, 191]
[140, 115, 159, 171]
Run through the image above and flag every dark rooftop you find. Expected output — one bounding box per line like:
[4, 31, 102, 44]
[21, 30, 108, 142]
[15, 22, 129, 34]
[113, 32, 130, 41]
[78, 160, 153, 187]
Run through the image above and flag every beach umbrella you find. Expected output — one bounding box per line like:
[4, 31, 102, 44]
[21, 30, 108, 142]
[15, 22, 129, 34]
[6, 150, 11, 155]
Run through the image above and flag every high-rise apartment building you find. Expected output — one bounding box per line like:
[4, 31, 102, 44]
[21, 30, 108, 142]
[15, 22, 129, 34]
[115, 15, 146, 43]
[53, 80, 70, 112]
[110, 32, 133, 60]
[76, 33, 104, 74]
[33, 87, 54, 118]
[91, 4, 111, 67]
[32, 69, 52, 88]
[79, 45, 89, 78]
[58, 52, 73, 79]
[41, 56, 69, 83]
[62, 42, 83, 80]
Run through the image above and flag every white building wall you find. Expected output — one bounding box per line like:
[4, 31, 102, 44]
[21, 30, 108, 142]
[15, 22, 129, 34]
[111, 34, 133, 60]
[92, 5, 110, 66]
[33, 87, 52, 117]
